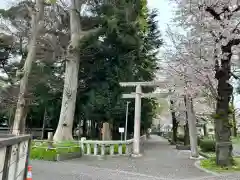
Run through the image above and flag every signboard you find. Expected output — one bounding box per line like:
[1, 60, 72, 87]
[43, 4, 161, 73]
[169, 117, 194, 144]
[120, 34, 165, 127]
[119, 127, 124, 133]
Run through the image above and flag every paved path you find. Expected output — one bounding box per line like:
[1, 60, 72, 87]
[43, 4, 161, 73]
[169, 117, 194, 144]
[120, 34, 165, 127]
[233, 144, 240, 156]
[32, 135, 240, 180]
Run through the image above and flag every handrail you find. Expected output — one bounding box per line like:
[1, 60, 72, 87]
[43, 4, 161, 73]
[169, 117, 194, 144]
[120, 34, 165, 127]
[0, 134, 31, 180]
[81, 139, 134, 144]
[32, 135, 146, 157]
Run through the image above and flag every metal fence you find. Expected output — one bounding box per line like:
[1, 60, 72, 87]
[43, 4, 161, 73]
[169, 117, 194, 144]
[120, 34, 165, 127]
[0, 134, 31, 180]
[0, 127, 53, 139]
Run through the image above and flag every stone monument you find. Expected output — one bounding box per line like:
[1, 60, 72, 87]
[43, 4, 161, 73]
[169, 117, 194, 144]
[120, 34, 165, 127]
[101, 122, 111, 140]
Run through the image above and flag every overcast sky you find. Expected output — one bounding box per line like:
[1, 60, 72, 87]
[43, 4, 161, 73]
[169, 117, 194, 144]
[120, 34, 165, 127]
[0, 0, 174, 39]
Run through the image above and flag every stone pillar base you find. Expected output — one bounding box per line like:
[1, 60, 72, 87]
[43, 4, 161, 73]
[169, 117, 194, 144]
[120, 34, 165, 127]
[190, 155, 204, 160]
[131, 153, 143, 158]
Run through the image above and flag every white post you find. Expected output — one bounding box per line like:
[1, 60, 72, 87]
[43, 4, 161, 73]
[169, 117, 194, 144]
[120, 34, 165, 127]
[125, 101, 130, 141]
[184, 66, 199, 159]
[185, 94, 199, 159]
[133, 85, 142, 156]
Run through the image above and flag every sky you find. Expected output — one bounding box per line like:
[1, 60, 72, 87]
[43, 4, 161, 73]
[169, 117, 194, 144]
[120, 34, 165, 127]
[0, 0, 11, 9]
[147, 0, 174, 43]
[0, 0, 175, 39]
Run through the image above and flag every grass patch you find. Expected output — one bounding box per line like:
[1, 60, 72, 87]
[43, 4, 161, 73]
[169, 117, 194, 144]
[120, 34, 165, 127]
[199, 151, 215, 158]
[200, 157, 240, 173]
[30, 141, 81, 161]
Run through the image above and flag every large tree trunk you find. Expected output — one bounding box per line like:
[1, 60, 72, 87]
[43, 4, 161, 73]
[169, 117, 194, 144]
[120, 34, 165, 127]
[215, 53, 233, 166]
[12, 0, 45, 135]
[41, 107, 47, 140]
[183, 96, 190, 146]
[184, 123, 190, 145]
[82, 117, 87, 137]
[203, 4, 240, 167]
[231, 94, 237, 137]
[53, 0, 82, 141]
[203, 124, 208, 137]
[170, 100, 178, 144]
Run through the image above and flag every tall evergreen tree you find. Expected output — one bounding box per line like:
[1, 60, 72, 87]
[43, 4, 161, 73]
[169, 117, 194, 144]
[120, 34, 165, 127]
[76, 0, 162, 138]
[0, 1, 162, 139]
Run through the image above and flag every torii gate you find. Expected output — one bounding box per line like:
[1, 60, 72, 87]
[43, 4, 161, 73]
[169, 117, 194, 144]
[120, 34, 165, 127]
[120, 81, 171, 157]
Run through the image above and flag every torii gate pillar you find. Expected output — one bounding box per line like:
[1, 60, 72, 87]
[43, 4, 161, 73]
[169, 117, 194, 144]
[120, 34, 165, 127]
[133, 85, 142, 156]
[120, 80, 169, 157]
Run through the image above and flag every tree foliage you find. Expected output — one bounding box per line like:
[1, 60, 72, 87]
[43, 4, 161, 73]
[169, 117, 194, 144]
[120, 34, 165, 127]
[0, 0, 162, 138]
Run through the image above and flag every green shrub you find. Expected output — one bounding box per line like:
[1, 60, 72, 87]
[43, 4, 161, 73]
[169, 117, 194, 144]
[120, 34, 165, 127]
[197, 136, 203, 145]
[199, 138, 215, 152]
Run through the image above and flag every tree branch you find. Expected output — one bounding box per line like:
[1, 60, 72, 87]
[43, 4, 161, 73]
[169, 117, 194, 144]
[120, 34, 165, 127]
[206, 4, 240, 21]
[230, 72, 239, 79]
[221, 39, 240, 53]
[205, 7, 221, 20]
[79, 27, 101, 39]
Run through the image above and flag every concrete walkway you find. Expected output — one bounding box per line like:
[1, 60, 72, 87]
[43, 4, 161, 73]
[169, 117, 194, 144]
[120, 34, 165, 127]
[32, 135, 240, 180]
[233, 144, 240, 156]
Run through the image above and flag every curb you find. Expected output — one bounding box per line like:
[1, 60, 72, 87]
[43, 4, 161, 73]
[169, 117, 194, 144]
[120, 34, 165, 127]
[56, 152, 82, 161]
[198, 152, 210, 159]
[194, 160, 220, 176]
[190, 155, 205, 160]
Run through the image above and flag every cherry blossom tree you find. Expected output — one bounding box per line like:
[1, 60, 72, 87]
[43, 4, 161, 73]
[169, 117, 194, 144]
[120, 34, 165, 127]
[161, 14, 217, 159]
[164, 27, 217, 102]
[170, 0, 240, 166]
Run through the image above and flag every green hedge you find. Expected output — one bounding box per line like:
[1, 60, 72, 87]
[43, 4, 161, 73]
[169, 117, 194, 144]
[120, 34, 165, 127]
[197, 136, 203, 145]
[176, 135, 203, 146]
[199, 138, 215, 152]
